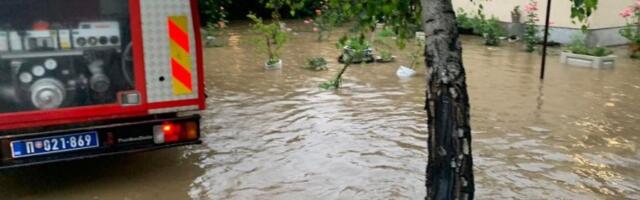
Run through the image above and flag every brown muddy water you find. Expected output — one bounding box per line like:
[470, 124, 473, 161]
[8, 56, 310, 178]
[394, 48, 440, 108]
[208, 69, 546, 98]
[1, 21, 639, 199]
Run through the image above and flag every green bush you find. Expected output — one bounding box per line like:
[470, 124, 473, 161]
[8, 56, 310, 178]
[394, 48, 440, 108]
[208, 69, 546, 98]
[473, 17, 506, 46]
[567, 34, 613, 57]
[620, 26, 640, 44]
[456, 9, 477, 30]
[377, 27, 396, 38]
[200, 0, 232, 25]
[305, 58, 328, 71]
[338, 35, 372, 63]
[456, 8, 506, 45]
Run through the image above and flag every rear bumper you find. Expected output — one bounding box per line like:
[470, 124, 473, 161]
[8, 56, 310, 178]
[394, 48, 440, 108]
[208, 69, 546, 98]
[0, 115, 201, 170]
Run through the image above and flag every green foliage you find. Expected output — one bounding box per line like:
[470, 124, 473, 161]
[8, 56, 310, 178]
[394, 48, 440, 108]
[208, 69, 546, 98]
[620, 25, 640, 44]
[523, 1, 540, 53]
[377, 27, 396, 38]
[379, 50, 394, 62]
[316, 0, 422, 89]
[523, 22, 539, 52]
[338, 35, 372, 63]
[374, 28, 396, 62]
[456, 6, 506, 45]
[321, 6, 352, 27]
[324, 0, 422, 48]
[570, 0, 599, 31]
[619, 5, 640, 45]
[468, 1, 506, 46]
[308, 6, 343, 42]
[200, 0, 232, 25]
[261, 0, 306, 19]
[567, 34, 612, 56]
[271, 0, 420, 89]
[305, 57, 329, 71]
[456, 8, 478, 30]
[567, 34, 587, 54]
[474, 17, 506, 46]
[319, 79, 341, 90]
[294, 0, 325, 17]
[618, 1, 640, 57]
[407, 41, 425, 69]
[321, 34, 370, 89]
[247, 14, 288, 63]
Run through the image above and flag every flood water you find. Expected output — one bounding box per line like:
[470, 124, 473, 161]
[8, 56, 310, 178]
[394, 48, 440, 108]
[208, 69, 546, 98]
[1, 21, 639, 199]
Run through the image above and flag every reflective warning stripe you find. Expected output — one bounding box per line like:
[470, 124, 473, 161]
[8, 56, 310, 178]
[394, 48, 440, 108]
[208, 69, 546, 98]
[168, 16, 192, 95]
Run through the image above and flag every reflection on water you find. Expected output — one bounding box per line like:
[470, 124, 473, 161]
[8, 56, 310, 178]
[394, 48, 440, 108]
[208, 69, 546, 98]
[192, 21, 640, 199]
[0, 21, 639, 199]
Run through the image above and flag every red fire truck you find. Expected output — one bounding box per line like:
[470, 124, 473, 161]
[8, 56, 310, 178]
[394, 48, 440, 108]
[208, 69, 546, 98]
[0, 0, 205, 169]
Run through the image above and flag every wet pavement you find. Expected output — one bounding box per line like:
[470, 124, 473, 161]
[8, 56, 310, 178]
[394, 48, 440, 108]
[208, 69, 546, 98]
[1, 21, 640, 199]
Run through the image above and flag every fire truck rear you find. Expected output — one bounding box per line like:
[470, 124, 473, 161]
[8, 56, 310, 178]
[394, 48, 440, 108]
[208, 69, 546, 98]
[0, 0, 206, 169]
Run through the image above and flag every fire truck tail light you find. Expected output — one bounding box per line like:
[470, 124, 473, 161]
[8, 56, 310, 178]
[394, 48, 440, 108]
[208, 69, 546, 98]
[153, 121, 198, 144]
[184, 122, 198, 140]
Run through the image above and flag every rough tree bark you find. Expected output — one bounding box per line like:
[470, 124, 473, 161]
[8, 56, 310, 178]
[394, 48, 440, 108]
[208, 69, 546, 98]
[421, 0, 475, 199]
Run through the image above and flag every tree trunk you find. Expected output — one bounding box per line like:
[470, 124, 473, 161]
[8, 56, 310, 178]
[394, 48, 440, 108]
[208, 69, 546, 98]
[266, 36, 274, 61]
[421, 0, 475, 199]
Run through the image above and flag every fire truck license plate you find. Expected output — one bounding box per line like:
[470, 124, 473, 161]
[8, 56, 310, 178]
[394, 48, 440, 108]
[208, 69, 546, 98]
[10, 132, 99, 158]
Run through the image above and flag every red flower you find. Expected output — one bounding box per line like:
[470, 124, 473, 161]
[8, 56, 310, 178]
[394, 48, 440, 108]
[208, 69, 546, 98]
[620, 7, 634, 18]
[524, 1, 538, 13]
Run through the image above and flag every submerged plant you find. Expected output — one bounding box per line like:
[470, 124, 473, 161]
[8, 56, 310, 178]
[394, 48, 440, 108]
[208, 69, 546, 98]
[247, 14, 288, 65]
[379, 50, 394, 62]
[567, 33, 612, 57]
[338, 35, 373, 63]
[377, 27, 396, 38]
[474, 16, 506, 46]
[407, 40, 425, 69]
[321, 34, 369, 89]
[305, 57, 329, 71]
[373, 28, 396, 62]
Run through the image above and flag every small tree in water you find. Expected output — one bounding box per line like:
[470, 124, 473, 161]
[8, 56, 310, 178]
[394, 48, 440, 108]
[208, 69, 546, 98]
[320, 34, 370, 89]
[247, 14, 288, 67]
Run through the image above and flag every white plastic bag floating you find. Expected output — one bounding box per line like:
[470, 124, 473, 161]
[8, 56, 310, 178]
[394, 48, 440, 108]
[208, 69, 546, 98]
[396, 66, 417, 78]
